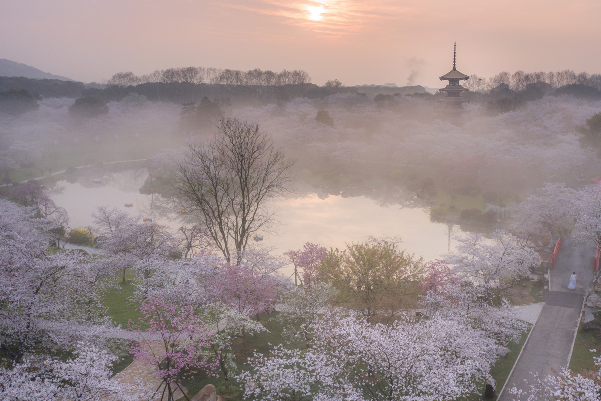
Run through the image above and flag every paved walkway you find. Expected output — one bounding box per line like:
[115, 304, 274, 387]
[498, 237, 595, 400]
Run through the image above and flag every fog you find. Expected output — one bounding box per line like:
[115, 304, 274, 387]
[2, 84, 601, 264]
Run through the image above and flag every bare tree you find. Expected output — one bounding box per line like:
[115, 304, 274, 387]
[178, 118, 293, 264]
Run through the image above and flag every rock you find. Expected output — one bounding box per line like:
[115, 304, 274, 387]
[583, 308, 595, 324]
[191, 384, 217, 401]
[586, 294, 601, 308]
[582, 308, 601, 330]
[496, 346, 510, 357]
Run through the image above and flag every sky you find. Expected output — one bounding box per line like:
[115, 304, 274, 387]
[1, 0, 601, 87]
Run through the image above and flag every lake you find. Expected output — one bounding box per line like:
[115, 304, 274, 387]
[51, 168, 465, 275]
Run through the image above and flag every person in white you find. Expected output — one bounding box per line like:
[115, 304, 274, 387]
[568, 272, 577, 290]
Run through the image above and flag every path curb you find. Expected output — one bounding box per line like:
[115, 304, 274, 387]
[496, 306, 542, 400]
[566, 296, 585, 366]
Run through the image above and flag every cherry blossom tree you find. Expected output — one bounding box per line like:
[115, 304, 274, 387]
[0, 199, 114, 362]
[420, 259, 459, 295]
[91, 205, 137, 237]
[510, 183, 578, 250]
[284, 242, 328, 285]
[130, 254, 221, 307]
[241, 311, 497, 401]
[208, 262, 279, 319]
[510, 356, 601, 400]
[98, 218, 178, 283]
[445, 230, 539, 303]
[202, 303, 266, 382]
[574, 185, 601, 247]
[277, 281, 334, 346]
[0, 342, 143, 401]
[421, 280, 527, 348]
[130, 297, 216, 401]
[10, 181, 69, 247]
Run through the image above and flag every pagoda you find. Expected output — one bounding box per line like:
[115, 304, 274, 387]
[439, 43, 469, 100]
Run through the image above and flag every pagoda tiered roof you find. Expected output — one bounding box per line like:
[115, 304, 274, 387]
[439, 69, 469, 81]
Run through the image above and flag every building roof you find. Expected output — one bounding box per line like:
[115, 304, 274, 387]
[439, 69, 469, 81]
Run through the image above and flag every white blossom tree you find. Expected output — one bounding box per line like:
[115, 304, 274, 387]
[510, 183, 578, 250]
[0, 342, 144, 401]
[510, 356, 601, 400]
[241, 311, 497, 401]
[574, 185, 601, 247]
[445, 230, 539, 303]
[0, 199, 114, 362]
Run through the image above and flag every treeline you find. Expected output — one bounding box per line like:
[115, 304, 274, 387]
[466, 69, 601, 92]
[82, 82, 347, 104]
[107, 67, 311, 87]
[0, 76, 85, 98]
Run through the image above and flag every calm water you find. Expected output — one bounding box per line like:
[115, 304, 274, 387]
[51, 169, 465, 275]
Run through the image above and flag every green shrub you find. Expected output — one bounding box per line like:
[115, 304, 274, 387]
[430, 206, 447, 219]
[68, 227, 93, 245]
[316, 110, 334, 126]
[460, 208, 482, 221]
[69, 96, 109, 118]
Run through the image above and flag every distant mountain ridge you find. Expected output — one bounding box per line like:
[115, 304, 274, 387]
[0, 59, 72, 81]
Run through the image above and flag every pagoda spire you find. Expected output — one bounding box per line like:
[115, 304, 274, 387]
[439, 42, 469, 100]
[453, 42, 456, 70]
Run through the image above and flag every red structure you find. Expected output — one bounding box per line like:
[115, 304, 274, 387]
[595, 245, 600, 272]
[551, 238, 562, 268]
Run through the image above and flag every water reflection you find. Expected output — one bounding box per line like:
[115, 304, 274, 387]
[264, 194, 461, 263]
[51, 169, 464, 273]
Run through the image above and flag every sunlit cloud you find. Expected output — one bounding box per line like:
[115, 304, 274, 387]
[224, 0, 412, 37]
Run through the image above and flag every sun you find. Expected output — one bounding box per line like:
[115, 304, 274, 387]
[307, 5, 325, 21]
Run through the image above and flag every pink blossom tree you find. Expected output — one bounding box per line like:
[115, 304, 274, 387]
[130, 296, 216, 401]
[420, 259, 458, 295]
[284, 242, 328, 285]
[208, 262, 279, 318]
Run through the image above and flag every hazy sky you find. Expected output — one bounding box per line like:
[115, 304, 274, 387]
[2, 0, 600, 87]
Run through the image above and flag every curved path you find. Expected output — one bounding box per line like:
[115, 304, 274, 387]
[498, 237, 595, 400]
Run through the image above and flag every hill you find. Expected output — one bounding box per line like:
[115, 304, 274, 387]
[0, 59, 72, 81]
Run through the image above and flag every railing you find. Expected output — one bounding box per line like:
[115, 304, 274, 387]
[551, 238, 562, 268]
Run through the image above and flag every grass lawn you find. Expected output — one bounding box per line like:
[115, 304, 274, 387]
[489, 326, 532, 399]
[569, 318, 601, 373]
[104, 277, 143, 329]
